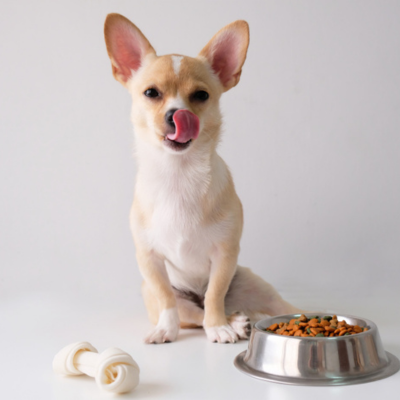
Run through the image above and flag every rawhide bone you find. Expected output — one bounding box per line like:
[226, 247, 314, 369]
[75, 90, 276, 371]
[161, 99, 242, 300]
[53, 342, 140, 394]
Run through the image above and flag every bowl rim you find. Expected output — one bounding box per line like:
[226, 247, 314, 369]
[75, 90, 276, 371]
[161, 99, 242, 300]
[254, 312, 377, 340]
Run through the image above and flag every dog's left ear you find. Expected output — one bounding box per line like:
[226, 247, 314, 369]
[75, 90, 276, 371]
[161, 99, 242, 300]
[198, 20, 249, 92]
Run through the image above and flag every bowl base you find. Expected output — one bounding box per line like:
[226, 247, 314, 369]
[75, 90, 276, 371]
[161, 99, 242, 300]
[234, 351, 400, 386]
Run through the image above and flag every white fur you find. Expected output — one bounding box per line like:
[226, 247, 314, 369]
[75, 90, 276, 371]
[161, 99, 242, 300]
[133, 136, 231, 295]
[205, 325, 238, 343]
[203, 313, 251, 343]
[128, 64, 300, 343]
[227, 312, 251, 340]
[171, 55, 183, 76]
[104, 15, 301, 345]
[144, 307, 180, 344]
[165, 95, 187, 113]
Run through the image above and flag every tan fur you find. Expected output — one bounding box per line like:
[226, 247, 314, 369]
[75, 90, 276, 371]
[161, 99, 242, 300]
[104, 15, 301, 344]
[128, 54, 223, 152]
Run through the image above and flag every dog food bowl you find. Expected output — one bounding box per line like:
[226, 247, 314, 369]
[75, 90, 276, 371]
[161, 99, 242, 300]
[234, 313, 399, 386]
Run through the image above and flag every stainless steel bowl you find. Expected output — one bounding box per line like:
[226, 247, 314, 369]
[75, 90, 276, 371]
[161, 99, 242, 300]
[234, 313, 400, 386]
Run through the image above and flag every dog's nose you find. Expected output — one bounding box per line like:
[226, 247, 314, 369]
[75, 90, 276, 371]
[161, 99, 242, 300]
[165, 109, 178, 128]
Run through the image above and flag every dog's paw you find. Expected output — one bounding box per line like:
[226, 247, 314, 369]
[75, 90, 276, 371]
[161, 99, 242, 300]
[144, 325, 179, 344]
[144, 308, 180, 344]
[205, 325, 239, 343]
[227, 311, 252, 340]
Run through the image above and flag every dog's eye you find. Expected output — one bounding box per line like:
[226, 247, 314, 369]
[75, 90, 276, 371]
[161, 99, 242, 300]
[192, 90, 209, 102]
[144, 88, 160, 98]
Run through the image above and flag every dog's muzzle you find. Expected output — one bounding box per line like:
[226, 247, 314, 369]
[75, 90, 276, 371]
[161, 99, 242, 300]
[165, 109, 200, 143]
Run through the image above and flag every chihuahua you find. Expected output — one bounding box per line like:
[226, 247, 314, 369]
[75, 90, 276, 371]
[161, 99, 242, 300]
[104, 14, 300, 344]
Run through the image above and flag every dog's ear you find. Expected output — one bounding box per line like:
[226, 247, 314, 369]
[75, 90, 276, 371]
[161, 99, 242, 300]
[104, 14, 156, 86]
[198, 21, 249, 92]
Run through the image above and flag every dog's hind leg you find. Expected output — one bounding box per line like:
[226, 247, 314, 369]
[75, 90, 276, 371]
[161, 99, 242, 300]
[172, 288, 205, 328]
[176, 298, 204, 329]
[172, 289, 252, 338]
[143, 282, 204, 328]
[224, 266, 303, 321]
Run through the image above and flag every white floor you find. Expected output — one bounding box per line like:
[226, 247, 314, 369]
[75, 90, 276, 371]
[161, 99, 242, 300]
[1, 290, 399, 400]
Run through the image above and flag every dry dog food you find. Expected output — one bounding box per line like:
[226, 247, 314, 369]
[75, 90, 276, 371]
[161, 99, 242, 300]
[266, 315, 369, 337]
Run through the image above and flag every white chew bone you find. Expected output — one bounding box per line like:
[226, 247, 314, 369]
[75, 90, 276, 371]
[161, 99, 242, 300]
[53, 342, 140, 394]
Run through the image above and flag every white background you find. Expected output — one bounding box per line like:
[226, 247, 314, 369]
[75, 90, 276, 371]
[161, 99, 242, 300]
[1, 1, 399, 399]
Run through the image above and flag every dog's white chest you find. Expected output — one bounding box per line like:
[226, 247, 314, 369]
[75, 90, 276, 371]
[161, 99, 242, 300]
[148, 197, 214, 293]
[133, 150, 230, 294]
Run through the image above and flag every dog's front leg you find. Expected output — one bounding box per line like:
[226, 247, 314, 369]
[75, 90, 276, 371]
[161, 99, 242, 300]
[136, 248, 180, 344]
[203, 245, 240, 343]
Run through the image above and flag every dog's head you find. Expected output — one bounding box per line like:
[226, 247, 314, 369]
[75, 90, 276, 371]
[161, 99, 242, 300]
[104, 14, 249, 154]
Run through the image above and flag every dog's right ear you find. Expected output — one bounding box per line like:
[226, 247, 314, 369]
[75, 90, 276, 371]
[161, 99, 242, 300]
[104, 14, 156, 86]
[198, 20, 249, 92]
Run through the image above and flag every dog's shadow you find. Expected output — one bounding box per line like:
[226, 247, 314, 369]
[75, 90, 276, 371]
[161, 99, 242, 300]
[119, 382, 171, 399]
[177, 327, 205, 342]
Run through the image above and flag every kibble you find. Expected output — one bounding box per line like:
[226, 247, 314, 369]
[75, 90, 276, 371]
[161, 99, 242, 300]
[266, 315, 369, 337]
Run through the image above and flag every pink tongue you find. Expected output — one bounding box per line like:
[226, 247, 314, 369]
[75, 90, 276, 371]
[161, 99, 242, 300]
[167, 109, 200, 143]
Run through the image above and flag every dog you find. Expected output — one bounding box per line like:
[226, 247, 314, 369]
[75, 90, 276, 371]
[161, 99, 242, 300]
[104, 14, 301, 344]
